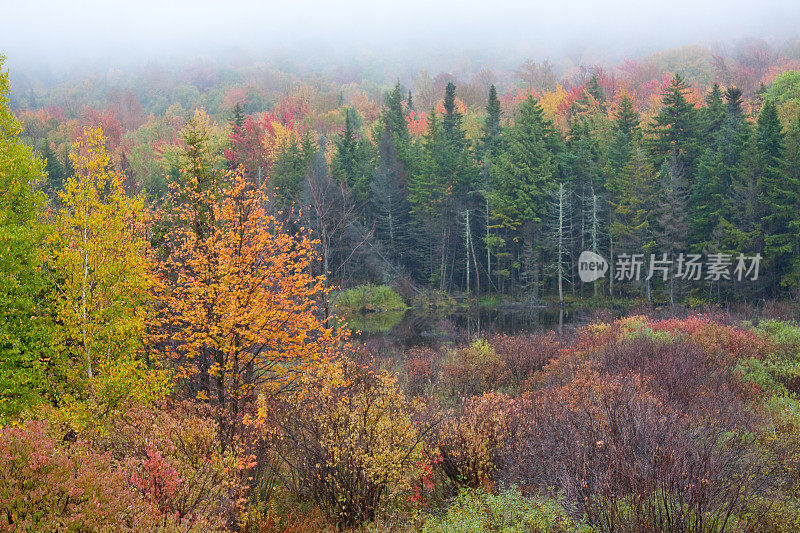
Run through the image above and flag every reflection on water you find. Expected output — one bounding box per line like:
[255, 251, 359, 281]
[345, 305, 620, 348]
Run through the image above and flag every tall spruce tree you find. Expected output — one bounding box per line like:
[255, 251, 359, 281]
[691, 87, 751, 251]
[481, 84, 502, 161]
[649, 74, 700, 177]
[488, 95, 558, 296]
[757, 99, 798, 291]
[331, 108, 373, 204]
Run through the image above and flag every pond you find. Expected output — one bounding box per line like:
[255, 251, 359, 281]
[344, 304, 623, 348]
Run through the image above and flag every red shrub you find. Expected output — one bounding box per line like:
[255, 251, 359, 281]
[489, 331, 563, 387]
[0, 422, 161, 531]
[405, 347, 439, 397]
[651, 314, 775, 363]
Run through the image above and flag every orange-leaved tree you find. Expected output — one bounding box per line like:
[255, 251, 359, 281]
[158, 117, 346, 446]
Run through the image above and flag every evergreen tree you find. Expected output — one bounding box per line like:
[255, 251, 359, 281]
[369, 125, 413, 268]
[648, 74, 700, 177]
[41, 142, 65, 201]
[691, 87, 750, 251]
[481, 84, 502, 161]
[489, 95, 557, 232]
[382, 82, 410, 146]
[331, 108, 373, 203]
[442, 82, 464, 145]
[653, 154, 690, 304]
[232, 102, 245, 129]
[273, 132, 315, 208]
[781, 109, 800, 289]
[700, 83, 726, 144]
[606, 95, 640, 177]
[609, 148, 657, 296]
[409, 84, 478, 289]
[757, 99, 798, 290]
[584, 74, 605, 105]
[488, 95, 558, 296]
[479, 85, 504, 288]
[408, 112, 449, 285]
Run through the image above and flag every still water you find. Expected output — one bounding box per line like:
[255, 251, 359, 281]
[345, 305, 614, 348]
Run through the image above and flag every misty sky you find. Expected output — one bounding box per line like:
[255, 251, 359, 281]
[3, 0, 800, 71]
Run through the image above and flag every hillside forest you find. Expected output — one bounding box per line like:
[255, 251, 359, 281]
[6, 38, 800, 532]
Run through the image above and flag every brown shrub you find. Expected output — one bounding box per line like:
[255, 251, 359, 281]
[503, 362, 770, 532]
[405, 346, 440, 397]
[427, 391, 514, 490]
[441, 339, 511, 398]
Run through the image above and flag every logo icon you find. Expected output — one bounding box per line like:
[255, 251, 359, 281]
[578, 251, 608, 283]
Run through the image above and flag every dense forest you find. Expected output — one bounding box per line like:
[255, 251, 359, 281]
[13, 40, 800, 304]
[8, 35, 800, 532]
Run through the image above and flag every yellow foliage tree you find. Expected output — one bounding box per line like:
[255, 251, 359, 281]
[51, 126, 167, 430]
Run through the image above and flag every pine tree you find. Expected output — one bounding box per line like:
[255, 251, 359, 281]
[232, 102, 245, 129]
[409, 83, 478, 289]
[442, 82, 464, 146]
[332, 109, 373, 203]
[382, 82, 409, 146]
[488, 95, 558, 295]
[781, 109, 800, 289]
[408, 111, 449, 284]
[584, 74, 605, 105]
[370, 126, 413, 267]
[480, 85, 503, 287]
[609, 148, 657, 296]
[41, 142, 65, 201]
[273, 132, 315, 208]
[691, 87, 750, 251]
[649, 74, 700, 176]
[653, 154, 689, 304]
[701, 83, 726, 143]
[757, 99, 798, 290]
[481, 84, 502, 161]
[489, 95, 557, 231]
[606, 95, 640, 180]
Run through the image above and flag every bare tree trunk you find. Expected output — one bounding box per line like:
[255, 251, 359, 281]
[557, 183, 565, 306]
[464, 210, 470, 294]
[609, 234, 614, 298]
[470, 216, 480, 295]
[82, 212, 92, 379]
[591, 192, 599, 298]
[486, 199, 491, 285]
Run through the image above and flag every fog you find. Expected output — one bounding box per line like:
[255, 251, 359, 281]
[3, 0, 800, 76]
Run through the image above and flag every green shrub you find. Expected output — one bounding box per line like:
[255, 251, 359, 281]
[421, 487, 593, 533]
[738, 320, 800, 398]
[335, 285, 406, 313]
